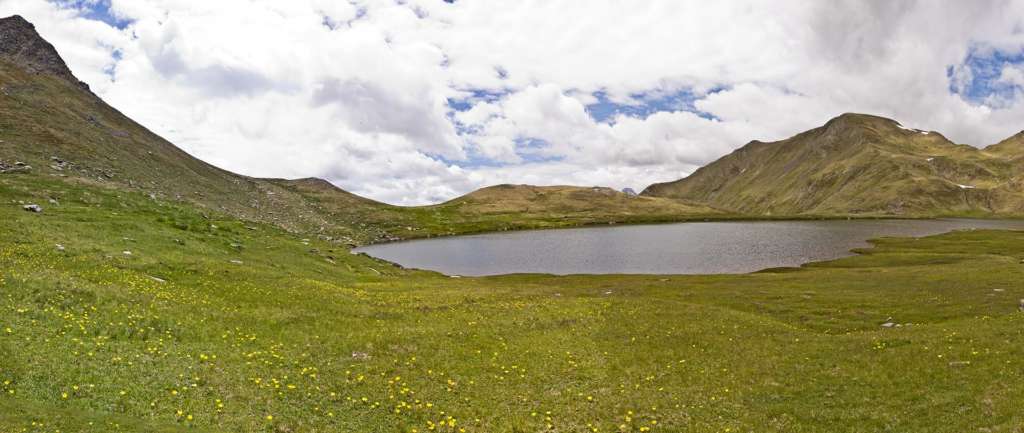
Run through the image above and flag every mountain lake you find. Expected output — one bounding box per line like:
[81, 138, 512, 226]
[354, 218, 1024, 276]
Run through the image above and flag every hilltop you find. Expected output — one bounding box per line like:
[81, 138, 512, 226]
[433, 184, 717, 224]
[0, 15, 88, 90]
[643, 113, 1024, 216]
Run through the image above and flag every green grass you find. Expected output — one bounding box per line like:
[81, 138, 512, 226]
[3, 173, 1024, 433]
[644, 113, 1024, 217]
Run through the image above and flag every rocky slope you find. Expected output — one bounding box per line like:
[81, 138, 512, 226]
[0, 16, 88, 90]
[643, 113, 1024, 216]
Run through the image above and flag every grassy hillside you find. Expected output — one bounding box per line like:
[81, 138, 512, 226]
[4, 163, 1024, 433]
[0, 55, 718, 245]
[643, 113, 1024, 216]
[442, 184, 713, 216]
[270, 180, 721, 242]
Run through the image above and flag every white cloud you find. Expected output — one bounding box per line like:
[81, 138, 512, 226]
[2, 0, 1024, 204]
[999, 64, 1024, 87]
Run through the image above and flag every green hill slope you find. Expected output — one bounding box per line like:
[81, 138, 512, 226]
[0, 15, 393, 242]
[0, 15, 715, 245]
[4, 145, 1024, 433]
[643, 113, 1024, 216]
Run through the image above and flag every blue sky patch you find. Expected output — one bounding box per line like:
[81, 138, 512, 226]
[101, 48, 123, 81]
[585, 87, 722, 123]
[948, 43, 1024, 106]
[432, 151, 504, 169]
[431, 137, 562, 169]
[62, 0, 133, 29]
[321, 15, 339, 30]
[446, 88, 509, 112]
[514, 138, 563, 164]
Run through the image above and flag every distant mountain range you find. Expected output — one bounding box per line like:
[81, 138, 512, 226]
[643, 113, 1024, 216]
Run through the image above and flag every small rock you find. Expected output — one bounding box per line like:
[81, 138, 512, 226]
[149, 276, 166, 283]
[47, 198, 58, 205]
[22, 204, 42, 213]
[55, 244, 65, 252]
[122, 250, 132, 256]
[948, 361, 971, 368]
[880, 322, 896, 328]
[229, 259, 243, 265]
[351, 351, 370, 360]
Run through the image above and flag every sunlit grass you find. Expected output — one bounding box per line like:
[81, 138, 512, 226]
[2, 173, 1024, 432]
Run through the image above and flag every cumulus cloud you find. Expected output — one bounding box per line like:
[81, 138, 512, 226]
[2, 0, 1024, 204]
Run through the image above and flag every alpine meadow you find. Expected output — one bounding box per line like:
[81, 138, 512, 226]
[3, 4, 1024, 433]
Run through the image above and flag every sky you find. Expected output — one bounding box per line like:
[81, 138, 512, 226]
[3, 1, 1024, 205]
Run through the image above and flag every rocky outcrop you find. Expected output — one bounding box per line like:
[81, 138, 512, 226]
[0, 15, 89, 91]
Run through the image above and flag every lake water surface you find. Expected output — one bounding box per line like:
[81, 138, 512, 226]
[354, 219, 1024, 276]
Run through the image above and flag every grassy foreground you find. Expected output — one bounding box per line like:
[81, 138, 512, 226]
[2, 173, 1024, 433]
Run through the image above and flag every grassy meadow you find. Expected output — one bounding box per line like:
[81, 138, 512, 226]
[2, 172, 1024, 433]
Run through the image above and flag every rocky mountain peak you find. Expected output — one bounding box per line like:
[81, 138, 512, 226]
[0, 15, 89, 91]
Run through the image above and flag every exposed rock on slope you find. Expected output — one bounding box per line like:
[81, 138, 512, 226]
[0, 15, 89, 90]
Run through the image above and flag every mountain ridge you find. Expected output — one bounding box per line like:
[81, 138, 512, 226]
[643, 112, 1024, 216]
[0, 15, 89, 91]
